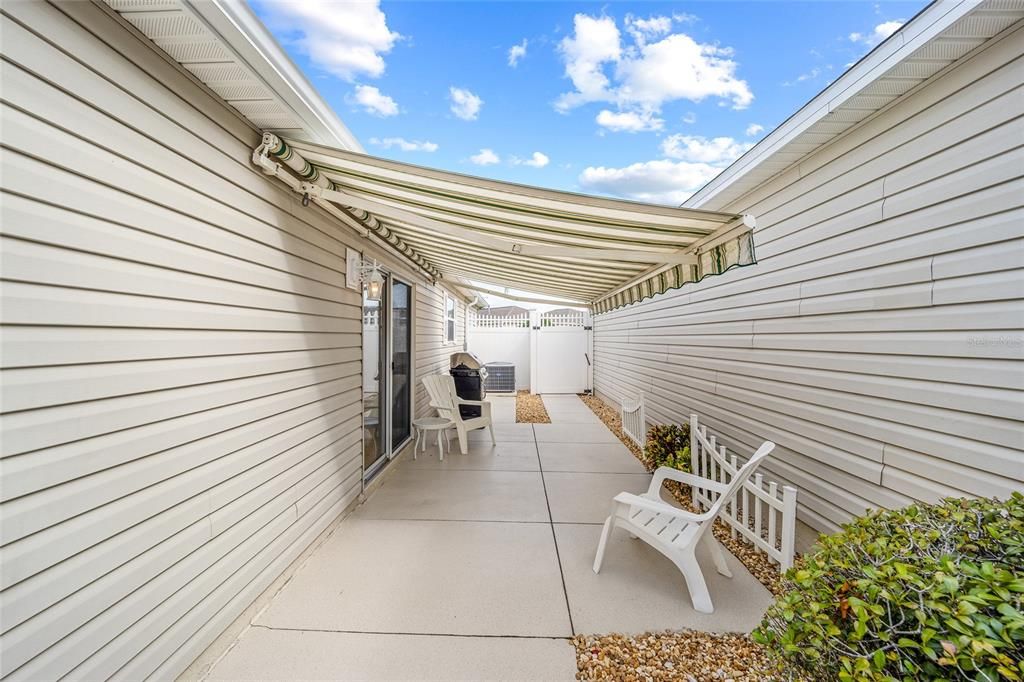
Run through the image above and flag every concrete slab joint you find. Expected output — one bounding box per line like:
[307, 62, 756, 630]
[204, 394, 772, 681]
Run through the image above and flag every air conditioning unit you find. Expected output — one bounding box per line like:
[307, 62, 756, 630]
[484, 362, 515, 393]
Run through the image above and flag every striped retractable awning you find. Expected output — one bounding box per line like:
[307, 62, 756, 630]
[253, 133, 756, 313]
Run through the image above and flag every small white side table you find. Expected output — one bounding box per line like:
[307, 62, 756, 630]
[413, 417, 454, 460]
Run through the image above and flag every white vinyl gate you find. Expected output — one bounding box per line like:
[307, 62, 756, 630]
[532, 312, 592, 394]
[467, 310, 592, 394]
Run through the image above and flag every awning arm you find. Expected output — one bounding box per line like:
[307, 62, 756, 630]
[253, 135, 442, 282]
[302, 183, 698, 266]
[252, 145, 367, 239]
[687, 214, 756, 255]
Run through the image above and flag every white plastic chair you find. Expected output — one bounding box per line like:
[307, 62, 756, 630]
[421, 374, 495, 455]
[593, 440, 775, 613]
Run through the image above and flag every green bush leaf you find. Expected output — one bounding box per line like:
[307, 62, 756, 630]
[754, 494, 1024, 682]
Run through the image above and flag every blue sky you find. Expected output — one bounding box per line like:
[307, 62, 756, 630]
[251, 1, 925, 206]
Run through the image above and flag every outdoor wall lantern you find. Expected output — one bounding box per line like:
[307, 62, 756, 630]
[360, 260, 385, 301]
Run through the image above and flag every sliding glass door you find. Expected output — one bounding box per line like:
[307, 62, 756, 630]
[390, 280, 412, 448]
[362, 274, 413, 479]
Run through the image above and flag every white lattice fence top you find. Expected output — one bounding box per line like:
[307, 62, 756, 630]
[469, 313, 531, 329]
[363, 309, 380, 328]
[689, 414, 799, 571]
[539, 311, 587, 327]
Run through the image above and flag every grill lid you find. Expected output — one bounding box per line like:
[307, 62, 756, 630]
[450, 351, 484, 370]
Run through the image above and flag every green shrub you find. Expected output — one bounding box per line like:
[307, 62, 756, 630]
[663, 445, 691, 472]
[754, 493, 1024, 682]
[645, 423, 690, 472]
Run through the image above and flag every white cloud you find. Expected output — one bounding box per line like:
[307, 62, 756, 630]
[470, 148, 500, 165]
[255, 0, 399, 81]
[875, 19, 904, 39]
[512, 151, 550, 168]
[660, 134, 753, 164]
[581, 132, 750, 206]
[791, 66, 821, 85]
[369, 137, 438, 152]
[554, 13, 753, 131]
[850, 20, 904, 46]
[745, 123, 764, 137]
[578, 159, 722, 205]
[554, 14, 622, 112]
[508, 39, 528, 67]
[800, 67, 821, 82]
[615, 34, 753, 109]
[682, 111, 697, 124]
[351, 85, 398, 116]
[449, 86, 483, 120]
[625, 14, 672, 46]
[595, 109, 664, 132]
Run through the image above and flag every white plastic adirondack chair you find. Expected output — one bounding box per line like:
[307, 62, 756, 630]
[593, 440, 776, 614]
[422, 374, 495, 455]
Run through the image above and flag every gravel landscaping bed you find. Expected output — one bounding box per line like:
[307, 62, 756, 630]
[515, 390, 551, 423]
[577, 394, 786, 596]
[573, 630, 785, 681]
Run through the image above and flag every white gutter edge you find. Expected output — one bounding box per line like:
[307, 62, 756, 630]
[184, 0, 364, 152]
[684, 0, 980, 210]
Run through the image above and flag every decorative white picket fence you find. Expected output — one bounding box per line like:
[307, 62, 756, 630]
[363, 308, 380, 328]
[468, 312, 530, 328]
[539, 310, 587, 327]
[689, 414, 798, 570]
[620, 393, 645, 454]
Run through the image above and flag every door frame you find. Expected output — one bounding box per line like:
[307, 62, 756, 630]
[362, 272, 414, 481]
[387, 275, 413, 462]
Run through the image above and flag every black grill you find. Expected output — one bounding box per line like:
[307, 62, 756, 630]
[449, 352, 487, 419]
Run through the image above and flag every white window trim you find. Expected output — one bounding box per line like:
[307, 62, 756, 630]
[443, 292, 457, 345]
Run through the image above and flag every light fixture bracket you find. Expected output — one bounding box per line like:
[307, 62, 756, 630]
[347, 253, 385, 301]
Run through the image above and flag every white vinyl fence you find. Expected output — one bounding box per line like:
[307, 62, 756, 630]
[620, 392, 645, 454]
[540, 310, 587, 327]
[363, 308, 380, 390]
[466, 312, 532, 390]
[467, 309, 592, 393]
[689, 414, 798, 571]
[470, 312, 530, 328]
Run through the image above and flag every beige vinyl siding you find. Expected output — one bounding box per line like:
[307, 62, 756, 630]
[414, 285, 467, 418]
[0, 2, 441, 679]
[592, 21, 1024, 534]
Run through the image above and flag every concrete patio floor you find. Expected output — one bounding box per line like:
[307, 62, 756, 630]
[204, 395, 774, 681]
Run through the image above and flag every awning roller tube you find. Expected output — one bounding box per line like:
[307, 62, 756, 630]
[253, 133, 757, 312]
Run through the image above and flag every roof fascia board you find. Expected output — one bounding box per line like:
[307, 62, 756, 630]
[684, 0, 980, 209]
[184, 0, 363, 151]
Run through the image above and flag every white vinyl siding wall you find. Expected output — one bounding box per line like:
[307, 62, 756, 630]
[414, 285, 466, 418]
[0, 2, 444, 679]
[592, 23, 1024, 534]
